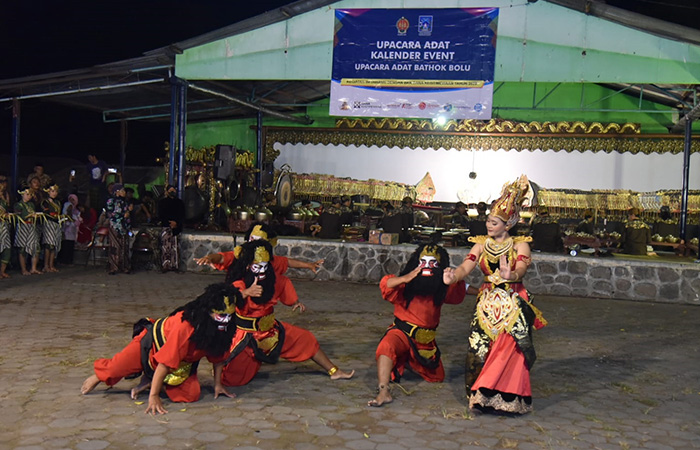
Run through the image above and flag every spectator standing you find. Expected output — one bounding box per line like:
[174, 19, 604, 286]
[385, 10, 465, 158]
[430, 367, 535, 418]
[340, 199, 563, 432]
[86, 154, 108, 211]
[59, 194, 82, 264]
[105, 184, 132, 275]
[158, 184, 186, 272]
[26, 162, 52, 189]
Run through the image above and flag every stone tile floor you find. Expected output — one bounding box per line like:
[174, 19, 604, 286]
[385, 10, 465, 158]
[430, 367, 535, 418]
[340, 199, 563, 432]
[0, 267, 699, 450]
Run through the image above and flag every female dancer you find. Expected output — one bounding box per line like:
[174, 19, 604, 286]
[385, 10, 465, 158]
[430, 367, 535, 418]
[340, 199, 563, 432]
[444, 175, 546, 414]
[41, 184, 63, 272]
[14, 188, 41, 275]
[0, 174, 11, 278]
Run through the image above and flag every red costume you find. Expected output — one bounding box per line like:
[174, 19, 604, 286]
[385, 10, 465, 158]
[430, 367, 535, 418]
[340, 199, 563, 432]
[214, 252, 319, 386]
[377, 275, 466, 382]
[93, 311, 228, 403]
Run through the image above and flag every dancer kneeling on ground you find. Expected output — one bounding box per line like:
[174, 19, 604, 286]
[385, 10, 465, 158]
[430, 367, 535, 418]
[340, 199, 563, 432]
[369, 243, 476, 407]
[444, 175, 547, 415]
[213, 239, 353, 387]
[81, 283, 241, 415]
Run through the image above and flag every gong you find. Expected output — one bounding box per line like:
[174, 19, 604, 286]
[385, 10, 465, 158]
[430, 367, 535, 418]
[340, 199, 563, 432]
[275, 172, 293, 207]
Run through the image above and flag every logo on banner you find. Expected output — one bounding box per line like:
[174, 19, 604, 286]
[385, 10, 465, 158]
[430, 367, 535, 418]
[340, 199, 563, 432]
[418, 16, 433, 36]
[396, 17, 410, 36]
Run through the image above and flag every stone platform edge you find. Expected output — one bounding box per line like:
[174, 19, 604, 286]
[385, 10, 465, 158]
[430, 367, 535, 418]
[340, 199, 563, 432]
[179, 232, 700, 305]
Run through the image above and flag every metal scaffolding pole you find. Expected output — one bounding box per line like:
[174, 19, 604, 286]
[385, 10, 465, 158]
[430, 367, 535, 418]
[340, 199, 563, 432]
[10, 99, 20, 192]
[680, 117, 693, 241]
[168, 79, 178, 186]
[176, 83, 187, 198]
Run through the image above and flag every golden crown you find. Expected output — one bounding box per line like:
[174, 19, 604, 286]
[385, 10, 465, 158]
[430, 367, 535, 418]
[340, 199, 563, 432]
[212, 296, 236, 315]
[253, 246, 271, 264]
[491, 175, 529, 229]
[419, 244, 441, 263]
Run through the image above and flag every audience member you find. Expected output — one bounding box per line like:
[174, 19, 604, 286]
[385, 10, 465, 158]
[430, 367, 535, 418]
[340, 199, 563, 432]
[469, 202, 488, 237]
[86, 154, 108, 210]
[105, 184, 132, 275]
[59, 194, 82, 265]
[76, 203, 98, 250]
[26, 162, 52, 189]
[158, 184, 186, 272]
[449, 201, 470, 228]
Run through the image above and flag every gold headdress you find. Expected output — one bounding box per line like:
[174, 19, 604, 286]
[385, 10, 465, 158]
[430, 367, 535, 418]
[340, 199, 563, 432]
[249, 224, 278, 247]
[253, 245, 271, 264]
[419, 244, 442, 263]
[43, 184, 60, 193]
[491, 175, 529, 230]
[18, 188, 31, 196]
[212, 296, 236, 315]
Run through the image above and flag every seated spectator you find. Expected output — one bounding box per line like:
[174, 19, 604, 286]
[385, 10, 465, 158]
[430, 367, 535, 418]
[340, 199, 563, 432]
[469, 202, 488, 237]
[576, 210, 595, 235]
[76, 204, 99, 250]
[531, 207, 562, 253]
[315, 198, 343, 239]
[449, 201, 470, 228]
[125, 187, 152, 227]
[623, 208, 651, 255]
[653, 206, 680, 239]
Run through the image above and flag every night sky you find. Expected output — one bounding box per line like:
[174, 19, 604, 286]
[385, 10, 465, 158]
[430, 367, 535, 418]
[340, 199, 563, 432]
[0, 0, 698, 169]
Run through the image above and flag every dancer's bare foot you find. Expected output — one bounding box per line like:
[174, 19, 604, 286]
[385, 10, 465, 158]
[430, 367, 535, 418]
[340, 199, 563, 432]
[368, 384, 392, 407]
[49, 267, 59, 273]
[22, 271, 31, 276]
[30, 269, 42, 275]
[330, 368, 355, 380]
[1, 273, 10, 278]
[81, 375, 101, 394]
[130, 377, 151, 399]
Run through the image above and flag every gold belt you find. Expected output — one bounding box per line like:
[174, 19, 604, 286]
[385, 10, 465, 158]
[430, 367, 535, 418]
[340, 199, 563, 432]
[236, 313, 275, 332]
[393, 317, 437, 344]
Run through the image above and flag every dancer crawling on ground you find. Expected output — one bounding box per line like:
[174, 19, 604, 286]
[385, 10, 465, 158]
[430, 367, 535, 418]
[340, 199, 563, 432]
[195, 222, 323, 313]
[211, 239, 353, 387]
[81, 283, 240, 415]
[369, 243, 475, 407]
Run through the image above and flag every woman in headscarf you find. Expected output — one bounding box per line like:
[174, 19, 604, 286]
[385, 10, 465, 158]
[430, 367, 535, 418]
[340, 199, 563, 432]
[59, 194, 82, 265]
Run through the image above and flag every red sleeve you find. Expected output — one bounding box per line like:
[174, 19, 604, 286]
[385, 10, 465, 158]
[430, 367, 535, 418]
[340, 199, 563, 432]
[443, 280, 467, 305]
[272, 256, 289, 276]
[232, 279, 247, 291]
[379, 275, 404, 305]
[154, 315, 195, 369]
[213, 251, 236, 271]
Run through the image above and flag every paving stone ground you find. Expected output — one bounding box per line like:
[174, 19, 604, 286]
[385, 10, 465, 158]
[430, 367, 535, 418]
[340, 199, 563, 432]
[1, 266, 699, 450]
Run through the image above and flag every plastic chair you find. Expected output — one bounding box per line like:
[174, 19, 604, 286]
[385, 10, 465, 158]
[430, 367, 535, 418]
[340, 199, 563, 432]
[85, 226, 110, 266]
[131, 229, 157, 270]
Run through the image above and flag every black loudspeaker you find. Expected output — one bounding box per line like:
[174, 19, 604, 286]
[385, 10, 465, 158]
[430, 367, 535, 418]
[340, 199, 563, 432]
[214, 145, 235, 180]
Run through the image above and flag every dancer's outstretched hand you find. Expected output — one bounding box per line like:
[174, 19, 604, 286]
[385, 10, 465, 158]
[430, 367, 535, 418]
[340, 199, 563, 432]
[443, 267, 456, 285]
[145, 395, 168, 415]
[292, 301, 306, 313]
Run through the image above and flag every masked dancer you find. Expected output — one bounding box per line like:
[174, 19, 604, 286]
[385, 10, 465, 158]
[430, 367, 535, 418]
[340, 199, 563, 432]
[213, 239, 353, 387]
[14, 188, 41, 275]
[195, 222, 323, 313]
[40, 184, 62, 273]
[81, 283, 241, 415]
[369, 244, 473, 407]
[444, 175, 547, 415]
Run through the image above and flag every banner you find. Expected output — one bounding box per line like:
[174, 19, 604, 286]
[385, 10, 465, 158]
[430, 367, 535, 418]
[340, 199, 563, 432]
[330, 8, 498, 120]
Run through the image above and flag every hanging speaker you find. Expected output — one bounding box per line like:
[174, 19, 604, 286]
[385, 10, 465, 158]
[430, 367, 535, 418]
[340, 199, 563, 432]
[214, 145, 235, 180]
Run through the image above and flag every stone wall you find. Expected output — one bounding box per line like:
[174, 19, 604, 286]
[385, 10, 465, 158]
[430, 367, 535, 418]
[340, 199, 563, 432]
[180, 232, 700, 305]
